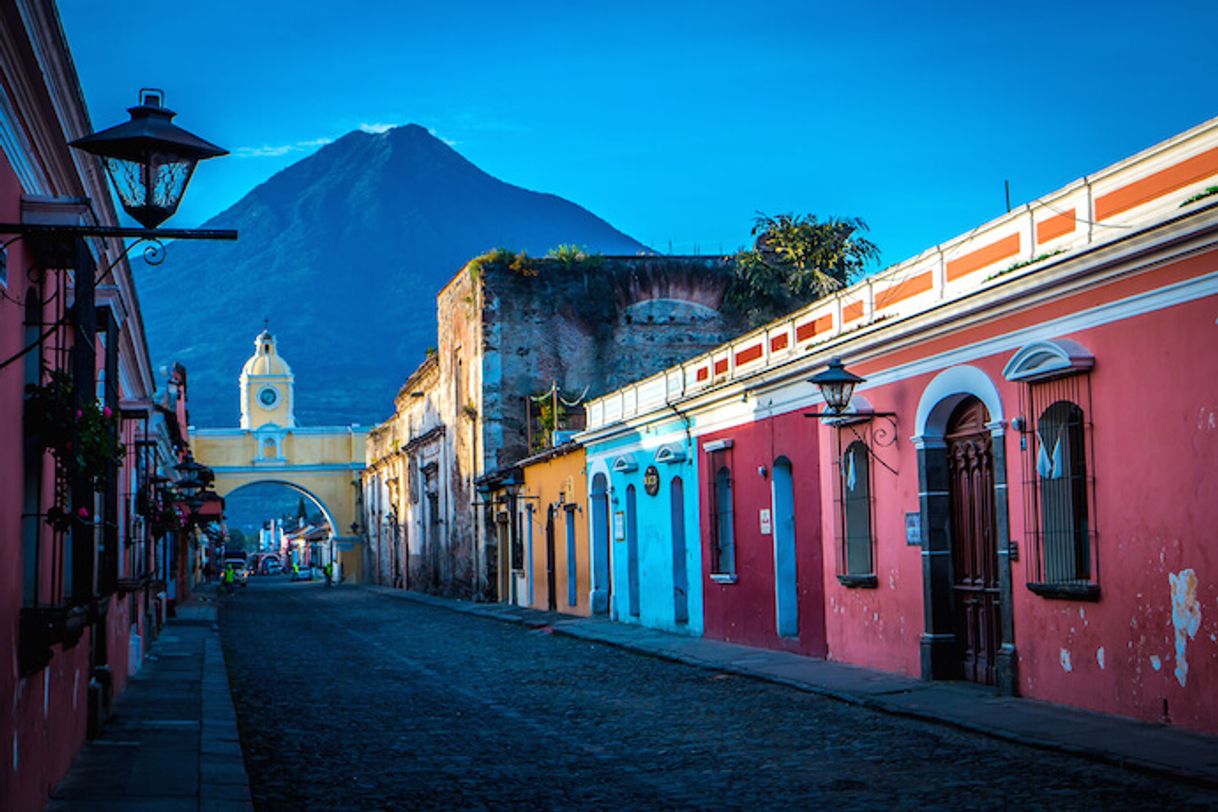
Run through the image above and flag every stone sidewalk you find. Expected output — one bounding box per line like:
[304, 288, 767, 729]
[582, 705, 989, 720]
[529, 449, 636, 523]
[369, 585, 1218, 789]
[46, 598, 252, 812]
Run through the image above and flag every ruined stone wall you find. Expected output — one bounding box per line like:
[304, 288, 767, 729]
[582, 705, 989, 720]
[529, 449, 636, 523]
[480, 256, 741, 469]
[434, 269, 484, 597]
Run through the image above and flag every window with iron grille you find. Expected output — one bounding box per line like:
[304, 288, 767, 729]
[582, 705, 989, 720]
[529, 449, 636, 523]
[708, 457, 736, 577]
[1020, 374, 1098, 599]
[833, 435, 877, 587]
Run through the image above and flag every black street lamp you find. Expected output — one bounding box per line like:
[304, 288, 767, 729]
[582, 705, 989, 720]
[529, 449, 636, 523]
[0, 88, 236, 253]
[173, 455, 208, 497]
[808, 357, 866, 414]
[70, 89, 227, 229]
[805, 357, 899, 475]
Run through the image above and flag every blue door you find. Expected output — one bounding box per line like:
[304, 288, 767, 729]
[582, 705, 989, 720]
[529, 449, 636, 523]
[772, 457, 798, 638]
[565, 506, 578, 607]
[626, 484, 640, 617]
[670, 477, 689, 624]
[590, 474, 610, 614]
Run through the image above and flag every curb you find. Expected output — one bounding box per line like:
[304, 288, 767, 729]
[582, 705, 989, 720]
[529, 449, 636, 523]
[369, 585, 1218, 791]
[195, 602, 256, 812]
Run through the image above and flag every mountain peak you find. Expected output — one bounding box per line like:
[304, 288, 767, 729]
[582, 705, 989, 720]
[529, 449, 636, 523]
[138, 125, 650, 427]
[349, 122, 433, 141]
[389, 122, 430, 137]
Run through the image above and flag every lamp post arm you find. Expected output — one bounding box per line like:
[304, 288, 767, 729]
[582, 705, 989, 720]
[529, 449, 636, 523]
[0, 224, 237, 242]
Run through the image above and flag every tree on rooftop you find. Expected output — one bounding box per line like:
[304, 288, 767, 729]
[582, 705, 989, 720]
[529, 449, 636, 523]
[728, 213, 879, 325]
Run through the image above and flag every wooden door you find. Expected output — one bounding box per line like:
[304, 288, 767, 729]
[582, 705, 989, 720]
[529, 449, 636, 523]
[427, 492, 440, 589]
[946, 398, 1000, 685]
[545, 506, 557, 611]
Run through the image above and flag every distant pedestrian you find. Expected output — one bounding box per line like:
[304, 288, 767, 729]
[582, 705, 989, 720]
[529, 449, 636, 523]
[292, 561, 300, 581]
[223, 564, 235, 595]
[324, 562, 333, 587]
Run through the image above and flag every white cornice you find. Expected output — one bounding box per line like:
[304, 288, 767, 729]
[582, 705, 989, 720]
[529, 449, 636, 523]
[581, 225, 1218, 445]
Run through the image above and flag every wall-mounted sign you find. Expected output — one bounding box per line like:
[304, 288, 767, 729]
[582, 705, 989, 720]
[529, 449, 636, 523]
[759, 508, 772, 535]
[643, 465, 660, 496]
[905, 512, 922, 546]
[613, 511, 625, 542]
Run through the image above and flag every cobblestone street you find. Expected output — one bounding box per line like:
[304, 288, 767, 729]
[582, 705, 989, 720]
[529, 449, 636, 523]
[219, 581, 1218, 811]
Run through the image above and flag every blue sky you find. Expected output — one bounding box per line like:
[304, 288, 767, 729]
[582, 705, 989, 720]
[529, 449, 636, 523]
[59, 0, 1218, 268]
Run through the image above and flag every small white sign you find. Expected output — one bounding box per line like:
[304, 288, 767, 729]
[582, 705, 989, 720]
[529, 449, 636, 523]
[613, 511, 625, 542]
[759, 508, 772, 535]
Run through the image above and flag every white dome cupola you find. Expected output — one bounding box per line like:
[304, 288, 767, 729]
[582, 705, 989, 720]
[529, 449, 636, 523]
[240, 327, 296, 429]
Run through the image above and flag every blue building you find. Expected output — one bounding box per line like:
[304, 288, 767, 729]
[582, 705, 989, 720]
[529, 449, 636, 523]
[580, 373, 703, 635]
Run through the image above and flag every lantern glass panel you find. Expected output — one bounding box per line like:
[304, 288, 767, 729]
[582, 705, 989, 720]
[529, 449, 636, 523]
[826, 380, 857, 412]
[101, 153, 198, 229]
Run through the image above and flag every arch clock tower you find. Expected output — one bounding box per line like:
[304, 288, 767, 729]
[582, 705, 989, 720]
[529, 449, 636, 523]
[239, 328, 296, 429]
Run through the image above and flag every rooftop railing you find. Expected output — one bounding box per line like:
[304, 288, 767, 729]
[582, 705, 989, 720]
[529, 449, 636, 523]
[586, 117, 1218, 432]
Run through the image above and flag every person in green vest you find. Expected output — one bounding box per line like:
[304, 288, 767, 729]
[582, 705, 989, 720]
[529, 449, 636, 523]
[324, 561, 333, 587]
[223, 563, 235, 595]
[292, 561, 300, 580]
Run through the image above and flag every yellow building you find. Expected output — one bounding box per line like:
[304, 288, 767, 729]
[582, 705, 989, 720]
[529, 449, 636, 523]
[193, 330, 368, 579]
[517, 443, 590, 616]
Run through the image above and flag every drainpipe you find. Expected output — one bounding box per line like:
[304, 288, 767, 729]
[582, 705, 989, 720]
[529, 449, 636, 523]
[666, 398, 694, 462]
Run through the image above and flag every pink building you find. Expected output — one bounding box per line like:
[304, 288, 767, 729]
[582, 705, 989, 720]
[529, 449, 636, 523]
[696, 415, 828, 657]
[0, 7, 202, 810]
[583, 117, 1218, 732]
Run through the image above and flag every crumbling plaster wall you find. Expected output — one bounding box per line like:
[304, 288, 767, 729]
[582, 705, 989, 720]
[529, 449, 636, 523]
[480, 256, 740, 469]
[435, 269, 483, 595]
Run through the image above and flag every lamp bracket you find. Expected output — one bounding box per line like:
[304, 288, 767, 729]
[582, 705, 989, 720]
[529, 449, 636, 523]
[0, 223, 237, 242]
[808, 411, 900, 476]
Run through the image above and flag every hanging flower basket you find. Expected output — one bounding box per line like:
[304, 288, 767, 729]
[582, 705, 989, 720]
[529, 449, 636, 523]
[146, 489, 183, 538]
[24, 369, 124, 492]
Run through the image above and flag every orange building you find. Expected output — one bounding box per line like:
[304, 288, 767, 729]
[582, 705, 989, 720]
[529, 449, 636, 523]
[519, 444, 591, 616]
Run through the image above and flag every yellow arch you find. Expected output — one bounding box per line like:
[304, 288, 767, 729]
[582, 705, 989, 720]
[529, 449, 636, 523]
[194, 427, 368, 579]
[218, 478, 340, 534]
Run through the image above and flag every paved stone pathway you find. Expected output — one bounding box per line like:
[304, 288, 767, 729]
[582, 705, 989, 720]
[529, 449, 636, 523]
[48, 600, 252, 812]
[221, 580, 1218, 810]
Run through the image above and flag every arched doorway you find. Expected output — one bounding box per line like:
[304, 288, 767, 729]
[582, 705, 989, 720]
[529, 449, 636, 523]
[590, 473, 610, 614]
[772, 457, 798, 638]
[913, 366, 1016, 693]
[670, 476, 689, 625]
[946, 398, 1000, 684]
[626, 484, 640, 618]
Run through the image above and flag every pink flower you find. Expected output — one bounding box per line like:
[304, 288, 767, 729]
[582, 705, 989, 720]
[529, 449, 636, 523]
[103, 406, 112, 418]
[77, 507, 90, 519]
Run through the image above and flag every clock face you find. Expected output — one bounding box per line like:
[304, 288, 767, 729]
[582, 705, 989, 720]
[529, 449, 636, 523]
[259, 387, 279, 408]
